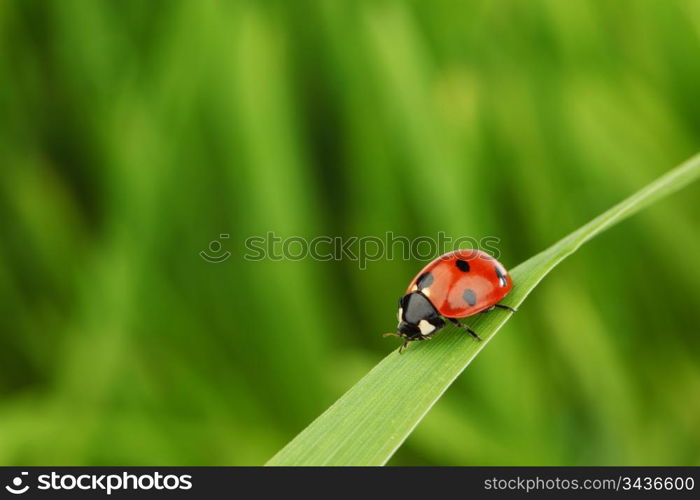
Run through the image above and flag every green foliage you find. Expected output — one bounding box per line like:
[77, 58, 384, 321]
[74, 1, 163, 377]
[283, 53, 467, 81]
[267, 154, 700, 465]
[0, 0, 699, 465]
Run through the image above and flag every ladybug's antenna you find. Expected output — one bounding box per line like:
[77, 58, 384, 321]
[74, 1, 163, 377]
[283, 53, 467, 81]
[383, 332, 409, 354]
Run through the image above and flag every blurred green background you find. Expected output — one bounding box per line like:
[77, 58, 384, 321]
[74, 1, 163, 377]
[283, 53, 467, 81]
[1, 0, 700, 465]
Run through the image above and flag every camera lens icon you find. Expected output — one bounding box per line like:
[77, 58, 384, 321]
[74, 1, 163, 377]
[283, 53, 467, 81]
[200, 234, 231, 263]
[5, 472, 29, 494]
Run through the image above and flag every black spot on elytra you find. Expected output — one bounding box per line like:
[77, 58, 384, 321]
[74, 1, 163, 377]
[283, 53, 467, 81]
[455, 259, 470, 272]
[463, 288, 477, 306]
[416, 272, 434, 289]
[495, 265, 508, 287]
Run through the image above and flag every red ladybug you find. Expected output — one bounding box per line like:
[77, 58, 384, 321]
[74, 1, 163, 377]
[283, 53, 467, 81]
[385, 249, 515, 353]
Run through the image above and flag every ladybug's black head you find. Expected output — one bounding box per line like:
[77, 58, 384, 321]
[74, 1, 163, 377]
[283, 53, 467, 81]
[396, 292, 445, 341]
[397, 319, 422, 340]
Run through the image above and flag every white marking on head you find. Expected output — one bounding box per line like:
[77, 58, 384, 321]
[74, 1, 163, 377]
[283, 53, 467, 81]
[397, 307, 403, 323]
[422, 287, 431, 298]
[418, 319, 436, 337]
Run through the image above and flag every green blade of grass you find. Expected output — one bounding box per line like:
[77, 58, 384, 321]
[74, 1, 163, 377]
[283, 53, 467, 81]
[267, 152, 700, 466]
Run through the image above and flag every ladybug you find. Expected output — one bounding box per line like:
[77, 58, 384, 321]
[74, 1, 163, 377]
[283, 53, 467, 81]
[385, 249, 515, 353]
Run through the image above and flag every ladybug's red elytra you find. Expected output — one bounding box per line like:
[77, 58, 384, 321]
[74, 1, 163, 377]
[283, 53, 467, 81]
[385, 249, 515, 353]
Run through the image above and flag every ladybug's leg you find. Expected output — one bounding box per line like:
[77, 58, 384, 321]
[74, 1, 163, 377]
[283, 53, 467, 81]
[494, 304, 517, 313]
[384, 333, 412, 354]
[447, 317, 482, 341]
